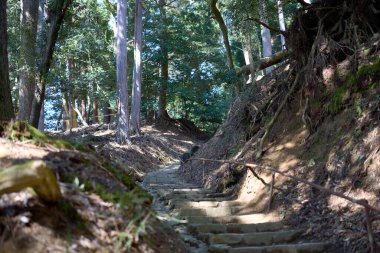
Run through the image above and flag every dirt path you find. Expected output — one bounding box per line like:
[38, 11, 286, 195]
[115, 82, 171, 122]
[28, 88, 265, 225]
[142, 164, 329, 253]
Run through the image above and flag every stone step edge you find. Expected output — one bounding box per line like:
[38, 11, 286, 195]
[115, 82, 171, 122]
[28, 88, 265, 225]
[209, 242, 329, 253]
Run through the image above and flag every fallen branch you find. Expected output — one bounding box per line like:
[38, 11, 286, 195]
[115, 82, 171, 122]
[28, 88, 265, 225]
[237, 50, 290, 77]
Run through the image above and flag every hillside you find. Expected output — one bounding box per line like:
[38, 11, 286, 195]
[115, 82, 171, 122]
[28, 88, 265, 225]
[179, 33, 380, 252]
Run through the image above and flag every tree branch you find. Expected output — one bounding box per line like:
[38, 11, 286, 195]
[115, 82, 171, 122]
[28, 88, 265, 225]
[237, 50, 290, 76]
[210, 0, 234, 70]
[245, 17, 286, 36]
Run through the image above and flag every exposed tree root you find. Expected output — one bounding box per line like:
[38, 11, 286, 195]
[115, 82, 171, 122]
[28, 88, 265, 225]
[256, 70, 302, 158]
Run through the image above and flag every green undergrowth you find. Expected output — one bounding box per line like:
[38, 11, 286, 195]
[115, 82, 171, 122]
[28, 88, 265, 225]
[325, 58, 380, 114]
[0, 121, 73, 149]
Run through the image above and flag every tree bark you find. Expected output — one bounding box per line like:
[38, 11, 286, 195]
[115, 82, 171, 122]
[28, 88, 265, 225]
[29, 0, 72, 127]
[81, 97, 87, 123]
[157, 0, 170, 120]
[210, 0, 234, 70]
[0, 0, 15, 121]
[38, 103, 44, 131]
[130, 0, 143, 135]
[277, 0, 286, 49]
[92, 83, 99, 124]
[116, 0, 130, 144]
[259, 0, 273, 74]
[18, 0, 39, 121]
[103, 102, 111, 124]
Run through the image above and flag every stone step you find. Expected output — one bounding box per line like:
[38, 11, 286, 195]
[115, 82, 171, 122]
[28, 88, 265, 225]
[188, 221, 284, 234]
[159, 192, 232, 202]
[179, 206, 246, 217]
[169, 199, 241, 209]
[209, 242, 328, 253]
[184, 213, 282, 224]
[200, 230, 302, 246]
[146, 183, 201, 189]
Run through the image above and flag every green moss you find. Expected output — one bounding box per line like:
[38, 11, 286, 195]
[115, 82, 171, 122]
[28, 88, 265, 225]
[357, 58, 380, 77]
[1, 121, 73, 149]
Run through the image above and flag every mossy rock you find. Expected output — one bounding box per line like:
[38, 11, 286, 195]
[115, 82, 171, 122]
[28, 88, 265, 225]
[0, 160, 62, 202]
[0, 121, 72, 149]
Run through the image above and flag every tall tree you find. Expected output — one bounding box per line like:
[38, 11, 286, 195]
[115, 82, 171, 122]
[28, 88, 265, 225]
[157, 0, 170, 120]
[0, 0, 15, 121]
[277, 0, 286, 49]
[116, 0, 130, 144]
[18, 0, 39, 121]
[29, 0, 72, 127]
[259, 0, 273, 74]
[130, 0, 143, 134]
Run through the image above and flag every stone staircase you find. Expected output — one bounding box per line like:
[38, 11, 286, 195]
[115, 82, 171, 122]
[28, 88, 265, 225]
[142, 165, 328, 253]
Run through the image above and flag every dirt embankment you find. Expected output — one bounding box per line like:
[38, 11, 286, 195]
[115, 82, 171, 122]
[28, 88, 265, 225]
[180, 37, 380, 252]
[0, 121, 205, 253]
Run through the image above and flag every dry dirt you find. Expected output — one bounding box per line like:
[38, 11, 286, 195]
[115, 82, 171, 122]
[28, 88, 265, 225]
[0, 122, 204, 253]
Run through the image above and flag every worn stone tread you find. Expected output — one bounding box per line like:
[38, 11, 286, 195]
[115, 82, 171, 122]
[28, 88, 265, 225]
[201, 230, 302, 246]
[188, 222, 284, 234]
[209, 242, 328, 253]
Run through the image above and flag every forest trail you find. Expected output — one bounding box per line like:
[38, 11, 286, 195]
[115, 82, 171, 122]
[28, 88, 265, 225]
[142, 165, 328, 253]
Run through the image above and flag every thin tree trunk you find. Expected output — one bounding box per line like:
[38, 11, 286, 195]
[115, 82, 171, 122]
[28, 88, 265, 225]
[62, 95, 70, 131]
[103, 103, 111, 124]
[30, 0, 72, 127]
[0, 0, 15, 121]
[18, 0, 39, 121]
[56, 108, 62, 131]
[259, 0, 273, 74]
[130, 0, 143, 135]
[81, 97, 87, 123]
[277, 0, 286, 49]
[73, 98, 88, 127]
[92, 83, 99, 124]
[38, 103, 44, 131]
[210, 0, 234, 70]
[68, 59, 78, 128]
[116, 0, 130, 144]
[157, 0, 170, 120]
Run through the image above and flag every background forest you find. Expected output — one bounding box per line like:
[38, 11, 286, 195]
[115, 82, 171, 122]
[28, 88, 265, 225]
[2, 0, 297, 134]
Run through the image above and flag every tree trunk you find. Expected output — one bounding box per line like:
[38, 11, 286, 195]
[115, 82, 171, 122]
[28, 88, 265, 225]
[68, 59, 78, 128]
[103, 102, 111, 124]
[62, 95, 70, 131]
[81, 97, 87, 123]
[92, 83, 99, 124]
[29, 0, 72, 127]
[18, 0, 39, 121]
[242, 34, 256, 84]
[259, 0, 273, 74]
[277, 0, 286, 49]
[73, 98, 88, 127]
[130, 0, 143, 135]
[0, 0, 15, 121]
[116, 0, 130, 144]
[38, 103, 44, 131]
[157, 0, 170, 120]
[210, 0, 234, 70]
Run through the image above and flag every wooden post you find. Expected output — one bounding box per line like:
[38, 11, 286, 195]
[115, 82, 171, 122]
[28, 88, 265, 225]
[267, 172, 275, 212]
